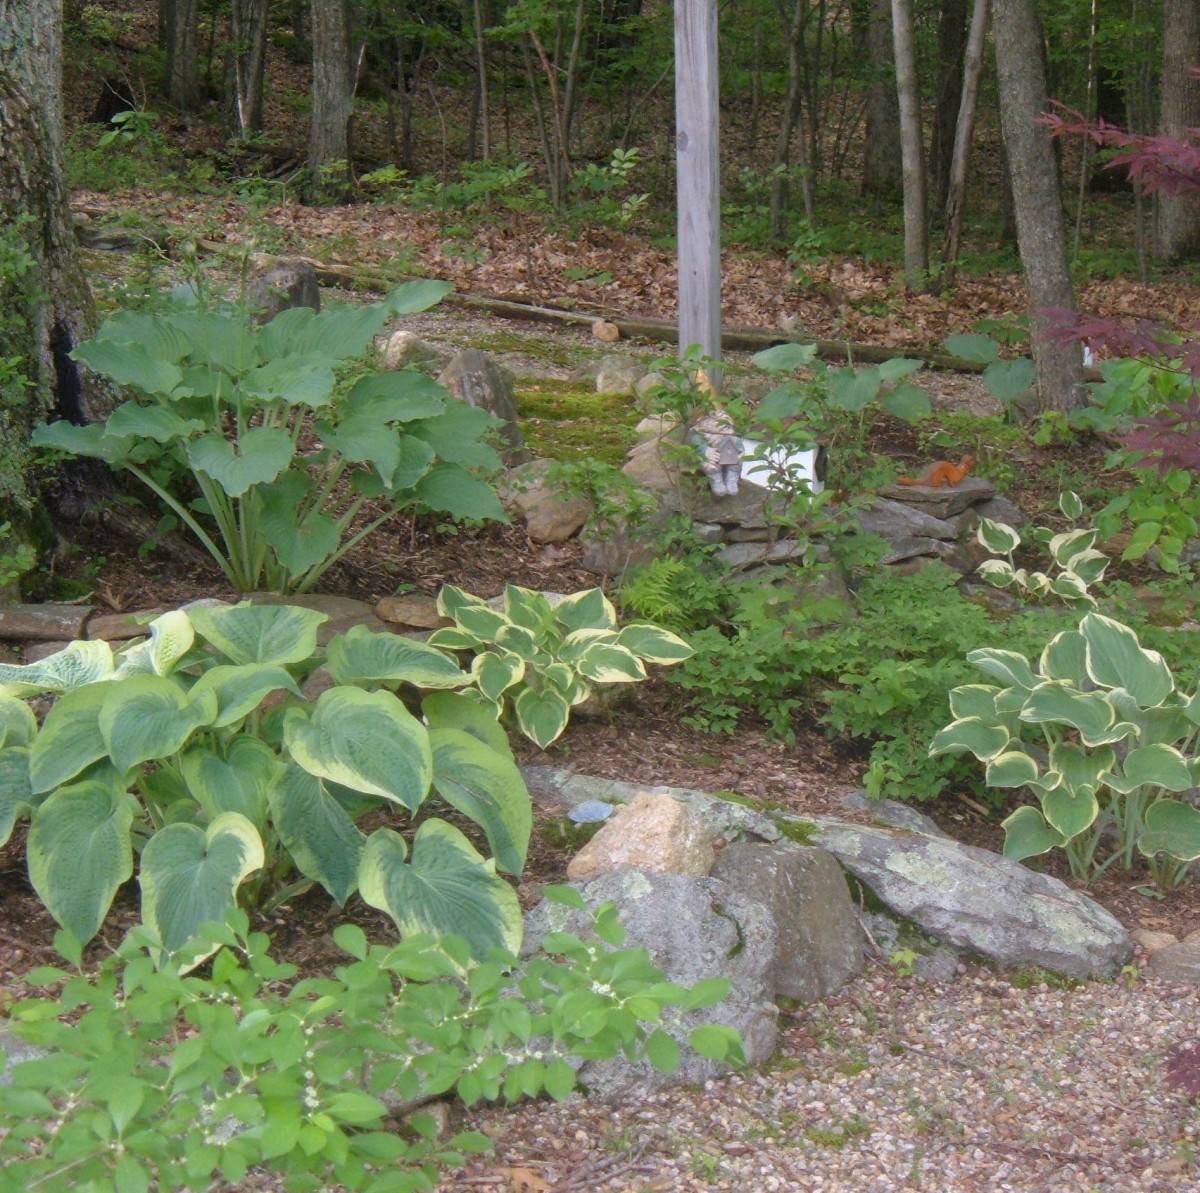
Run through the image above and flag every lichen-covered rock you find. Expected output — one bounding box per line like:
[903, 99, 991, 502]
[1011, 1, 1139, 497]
[382, 330, 448, 373]
[1148, 939, 1200, 984]
[804, 816, 1132, 979]
[566, 793, 716, 880]
[437, 350, 529, 466]
[246, 259, 320, 324]
[857, 498, 956, 543]
[500, 459, 592, 543]
[594, 354, 643, 395]
[712, 843, 864, 1002]
[375, 593, 446, 629]
[876, 475, 996, 518]
[521, 870, 778, 1099]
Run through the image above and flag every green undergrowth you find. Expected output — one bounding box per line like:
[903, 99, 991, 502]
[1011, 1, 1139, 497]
[470, 330, 584, 369]
[516, 378, 640, 464]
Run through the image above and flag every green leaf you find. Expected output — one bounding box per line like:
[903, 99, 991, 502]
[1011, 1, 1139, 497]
[188, 664, 300, 727]
[754, 382, 806, 421]
[1049, 741, 1112, 796]
[325, 1090, 389, 1125]
[181, 738, 280, 824]
[828, 366, 881, 411]
[947, 684, 1000, 721]
[383, 279, 455, 315]
[965, 648, 1037, 690]
[985, 750, 1039, 788]
[928, 717, 1009, 761]
[943, 333, 1000, 364]
[0, 639, 115, 698]
[437, 584, 491, 620]
[575, 642, 646, 683]
[615, 623, 694, 664]
[29, 683, 110, 793]
[189, 603, 328, 666]
[881, 382, 931, 422]
[1109, 743, 1194, 793]
[345, 370, 447, 422]
[976, 518, 1021, 555]
[325, 625, 469, 689]
[28, 781, 134, 944]
[413, 463, 506, 522]
[1138, 799, 1200, 861]
[750, 342, 818, 372]
[513, 687, 570, 749]
[1018, 681, 1132, 748]
[1059, 490, 1084, 520]
[105, 402, 200, 443]
[301, 301, 391, 361]
[412, 402, 504, 469]
[1121, 521, 1161, 561]
[645, 1029, 680, 1074]
[99, 675, 218, 773]
[187, 427, 294, 497]
[1041, 784, 1099, 841]
[982, 358, 1035, 402]
[554, 588, 617, 632]
[1001, 805, 1064, 862]
[74, 338, 183, 395]
[877, 357, 924, 382]
[284, 687, 432, 809]
[262, 505, 340, 577]
[241, 354, 335, 408]
[471, 651, 525, 702]
[0, 747, 32, 846]
[1080, 612, 1174, 707]
[113, 610, 195, 679]
[267, 764, 364, 906]
[1039, 630, 1088, 685]
[0, 695, 35, 749]
[358, 820, 523, 958]
[430, 727, 532, 874]
[422, 691, 510, 754]
[688, 1024, 742, 1062]
[31, 420, 132, 464]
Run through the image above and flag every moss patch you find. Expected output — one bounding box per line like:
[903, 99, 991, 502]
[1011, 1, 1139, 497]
[516, 378, 640, 464]
[468, 330, 583, 369]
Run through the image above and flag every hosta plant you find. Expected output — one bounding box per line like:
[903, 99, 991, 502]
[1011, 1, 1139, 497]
[0, 601, 531, 965]
[32, 281, 505, 593]
[931, 611, 1200, 887]
[428, 585, 693, 748]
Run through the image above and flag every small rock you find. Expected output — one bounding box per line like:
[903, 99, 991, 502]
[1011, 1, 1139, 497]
[568, 800, 616, 824]
[438, 350, 529, 466]
[375, 593, 446, 629]
[691, 521, 724, 544]
[940, 537, 992, 575]
[22, 640, 70, 663]
[634, 372, 667, 398]
[880, 536, 954, 565]
[877, 475, 996, 519]
[959, 577, 1022, 615]
[836, 790, 947, 837]
[382, 330, 447, 373]
[713, 539, 809, 568]
[621, 437, 683, 493]
[913, 947, 960, 983]
[1148, 939, 1200, 983]
[246, 259, 320, 324]
[591, 319, 621, 343]
[633, 411, 678, 438]
[724, 526, 771, 542]
[301, 665, 335, 702]
[595, 354, 643, 395]
[1131, 928, 1179, 954]
[500, 459, 592, 543]
[88, 609, 166, 641]
[566, 792, 716, 881]
[973, 494, 1028, 527]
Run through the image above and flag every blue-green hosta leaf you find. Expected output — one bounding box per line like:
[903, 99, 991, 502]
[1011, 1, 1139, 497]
[383, 279, 455, 315]
[73, 339, 182, 396]
[437, 584, 491, 620]
[751, 342, 818, 372]
[422, 691, 510, 755]
[1080, 612, 1174, 707]
[140, 813, 264, 964]
[0, 695, 36, 748]
[575, 642, 646, 684]
[0, 747, 32, 846]
[495, 623, 539, 660]
[95, 310, 193, 362]
[976, 518, 1021, 555]
[105, 402, 201, 444]
[1019, 682, 1134, 747]
[1107, 687, 1191, 747]
[345, 370, 447, 422]
[453, 603, 510, 641]
[267, 764, 363, 905]
[615, 623, 694, 664]
[754, 382, 807, 422]
[241, 354, 336, 407]
[943, 332, 1000, 364]
[168, 310, 258, 374]
[187, 427, 294, 498]
[113, 610, 195, 679]
[426, 626, 483, 651]
[28, 781, 135, 944]
[188, 663, 300, 727]
[1001, 805, 1064, 862]
[555, 588, 617, 632]
[268, 510, 341, 578]
[99, 675, 218, 773]
[411, 402, 503, 469]
[1039, 630, 1088, 686]
[881, 382, 931, 423]
[430, 727, 531, 874]
[828, 366, 881, 411]
[982, 357, 1035, 402]
[928, 717, 1009, 761]
[358, 820, 522, 958]
[303, 302, 391, 361]
[948, 684, 1001, 722]
[985, 750, 1039, 788]
[471, 651, 525, 702]
[502, 584, 556, 631]
[324, 418, 435, 492]
[284, 687, 432, 809]
[1041, 784, 1099, 841]
[1104, 743, 1194, 794]
[1049, 741, 1112, 797]
[31, 420, 133, 464]
[181, 737, 281, 826]
[189, 603, 328, 666]
[0, 639, 115, 698]
[513, 687, 570, 749]
[29, 684, 110, 794]
[325, 625, 469, 690]
[965, 648, 1037, 690]
[413, 464, 506, 522]
[1138, 799, 1200, 862]
[256, 306, 319, 360]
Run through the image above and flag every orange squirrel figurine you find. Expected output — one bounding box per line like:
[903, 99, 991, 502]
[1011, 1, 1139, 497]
[897, 454, 976, 488]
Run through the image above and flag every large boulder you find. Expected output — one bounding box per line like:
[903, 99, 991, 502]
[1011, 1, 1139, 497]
[521, 870, 779, 1099]
[711, 843, 864, 1002]
[500, 459, 591, 543]
[437, 350, 529, 466]
[246, 259, 321, 324]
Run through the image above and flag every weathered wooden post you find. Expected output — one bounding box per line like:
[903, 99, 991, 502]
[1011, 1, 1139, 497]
[674, 0, 721, 379]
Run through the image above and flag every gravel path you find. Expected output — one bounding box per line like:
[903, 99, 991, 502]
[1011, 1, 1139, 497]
[442, 960, 1200, 1192]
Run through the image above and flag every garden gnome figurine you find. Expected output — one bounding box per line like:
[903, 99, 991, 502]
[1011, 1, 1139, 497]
[690, 370, 743, 497]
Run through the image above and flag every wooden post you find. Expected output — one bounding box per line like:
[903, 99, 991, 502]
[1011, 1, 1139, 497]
[674, 0, 721, 379]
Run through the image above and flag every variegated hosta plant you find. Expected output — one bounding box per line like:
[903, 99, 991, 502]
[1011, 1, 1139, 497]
[428, 585, 694, 748]
[975, 490, 1109, 607]
[931, 611, 1200, 887]
[0, 602, 531, 967]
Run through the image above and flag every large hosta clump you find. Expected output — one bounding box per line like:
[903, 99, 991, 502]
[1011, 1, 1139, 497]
[0, 603, 530, 967]
[931, 611, 1200, 887]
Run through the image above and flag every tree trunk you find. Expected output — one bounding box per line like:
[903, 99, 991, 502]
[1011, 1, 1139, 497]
[863, 0, 902, 197]
[769, 0, 815, 238]
[1157, 0, 1200, 260]
[941, 0, 988, 278]
[0, 0, 110, 537]
[992, 0, 1082, 411]
[165, 0, 201, 111]
[892, 0, 928, 289]
[225, 0, 268, 139]
[931, 0, 967, 210]
[308, 0, 353, 202]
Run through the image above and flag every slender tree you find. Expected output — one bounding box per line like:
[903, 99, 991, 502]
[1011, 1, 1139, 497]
[941, 0, 988, 278]
[931, 0, 967, 209]
[862, 0, 902, 197]
[892, 0, 928, 289]
[769, 0, 815, 238]
[1157, 0, 1200, 260]
[992, 0, 1082, 411]
[308, 0, 354, 202]
[165, 0, 201, 110]
[226, 0, 269, 139]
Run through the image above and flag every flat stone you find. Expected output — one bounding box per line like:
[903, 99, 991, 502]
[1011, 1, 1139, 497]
[634, 372, 667, 398]
[711, 843, 864, 1002]
[1149, 939, 1200, 983]
[879, 536, 953, 565]
[857, 498, 956, 542]
[724, 526, 771, 542]
[877, 475, 996, 518]
[836, 789, 948, 837]
[1131, 929, 1179, 954]
[621, 437, 682, 493]
[973, 495, 1028, 527]
[958, 578, 1022, 614]
[375, 593, 447, 629]
[940, 538, 992, 576]
[521, 871, 778, 1098]
[713, 539, 809, 568]
[88, 609, 166, 641]
[0, 603, 93, 641]
[301, 665, 335, 702]
[566, 793, 716, 881]
[500, 459, 592, 543]
[692, 521, 725, 544]
[670, 479, 775, 528]
[246, 259, 320, 324]
[23, 640, 71, 662]
[633, 411, 677, 437]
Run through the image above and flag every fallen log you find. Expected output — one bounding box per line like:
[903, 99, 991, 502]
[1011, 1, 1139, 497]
[0, 604, 93, 642]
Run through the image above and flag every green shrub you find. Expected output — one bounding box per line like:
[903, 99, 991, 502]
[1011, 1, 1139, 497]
[33, 281, 505, 593]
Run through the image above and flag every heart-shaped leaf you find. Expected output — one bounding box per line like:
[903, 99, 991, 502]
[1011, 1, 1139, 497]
[181, 737, 280, 825]
[29, 684, 110, 793]
[113, 610, 195, 679]
[422, 691, 510, 755]
[1080, 613, 1174, 707]
[0, 639, 115, 698]
[99, 675, 218, 773]
[0, 695, 35, 749]
[575, 643, 646, 684]
[73, 339, 183, 395]
[513, 687, 570, 749]
[413, 464, 506, 522]
[1001, 805, 1063, 862]
[187, 427, 294, 497]
[0, 746, 33, 847]
[1139, 799, 1200, 862]
[928, 717, 1009, 761]
[188, 663, 300, 727]
[1041, 784, 1099, 840]
[105, 402, 200, 443]
[554, 589, 617, 632]
[383, 279, 455, 315]
[325, 625, 469, 689]
[471, 651, 525, 702]
[189, 603, 327, 666]
[615, 623, 694, 664]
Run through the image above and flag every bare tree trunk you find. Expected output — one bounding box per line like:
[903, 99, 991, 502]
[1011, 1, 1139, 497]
[165, 0, 201, 111]
[863, 0, 902, 196]
[1158, 0, 1200, 260]
[892, 0, 928, 289]
[308, 0, 353, 202]
[993, 0, 1083, 411]
[473, 0, 491, 159]
[225, 0, 268, 138]
[769, 0, 815, 238]
[931, 0, 967, 210]
[0, 0, 112, 537]
[941, 0, 988, 278]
